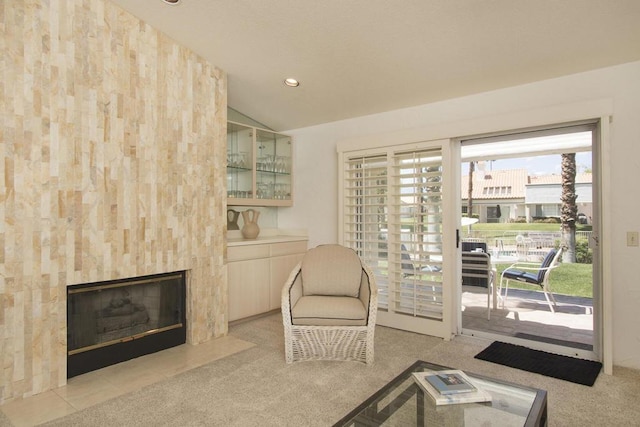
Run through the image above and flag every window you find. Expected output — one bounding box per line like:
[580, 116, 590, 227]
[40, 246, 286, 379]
[482, 186, 512, 196]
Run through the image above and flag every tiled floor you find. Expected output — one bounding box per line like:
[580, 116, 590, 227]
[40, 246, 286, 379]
[461, 284, 594, 349]
[0, 335, 255, 427]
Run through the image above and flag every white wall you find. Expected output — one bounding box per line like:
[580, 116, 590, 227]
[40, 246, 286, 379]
[279, 61, 640, 370]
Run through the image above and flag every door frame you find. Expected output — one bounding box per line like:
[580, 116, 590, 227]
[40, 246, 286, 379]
[335, 99, 613, 373]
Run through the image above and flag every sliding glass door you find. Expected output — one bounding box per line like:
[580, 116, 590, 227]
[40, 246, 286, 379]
[337, 113, 609, 367]
[458, 122, 601, 361]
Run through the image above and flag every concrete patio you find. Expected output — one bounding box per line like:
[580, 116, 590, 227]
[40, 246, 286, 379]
[461, 284, 594, 350]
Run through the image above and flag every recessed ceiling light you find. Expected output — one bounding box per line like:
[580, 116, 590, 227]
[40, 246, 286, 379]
[162, 0, 181, 5]
[284, 78, 300, 87]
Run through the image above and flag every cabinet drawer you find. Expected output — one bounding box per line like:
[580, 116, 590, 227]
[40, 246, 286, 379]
[227, 244, 270, 262]
[270, 241, 308, 257]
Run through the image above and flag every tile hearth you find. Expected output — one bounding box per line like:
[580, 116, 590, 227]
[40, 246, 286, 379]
[0, 336, 254, 427]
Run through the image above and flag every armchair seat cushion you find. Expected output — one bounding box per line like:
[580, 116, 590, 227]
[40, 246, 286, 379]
[291, 295, 367, 326]
[502, 269, 542, 286]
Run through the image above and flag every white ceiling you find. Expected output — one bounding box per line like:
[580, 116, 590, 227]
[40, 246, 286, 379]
[107, 0, 640, 131]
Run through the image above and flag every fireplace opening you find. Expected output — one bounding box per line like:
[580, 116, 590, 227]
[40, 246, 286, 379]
[67, 271, 186, 378]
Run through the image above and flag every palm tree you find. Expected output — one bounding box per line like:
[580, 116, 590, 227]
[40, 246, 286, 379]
[561, 153, 577, 263]
[420, 165, 444, 256]
[467, 161, 475, 219]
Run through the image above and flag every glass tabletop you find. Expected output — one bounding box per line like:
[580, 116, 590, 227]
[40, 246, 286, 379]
[333, 360, 547, 427]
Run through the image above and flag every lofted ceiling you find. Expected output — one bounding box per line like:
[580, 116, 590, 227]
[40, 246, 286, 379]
[108, 0, 640, 131]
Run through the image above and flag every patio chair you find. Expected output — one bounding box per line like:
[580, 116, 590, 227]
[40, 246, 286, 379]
[515, 234, 533, 261]
[281, 244, 378, 364]
[461, 242, 490, 288]
[462, 241, 488, 253]
[499, 247, 563, 313]
[401, 243, 442, 276]
[462, 251, 494, 320]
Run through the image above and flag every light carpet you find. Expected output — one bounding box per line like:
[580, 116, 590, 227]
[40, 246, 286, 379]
[24, 313, 640, 426]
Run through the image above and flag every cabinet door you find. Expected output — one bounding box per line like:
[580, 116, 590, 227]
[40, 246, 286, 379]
[256, 129, 292, 205]
[227, 120, 293, 207]
[228, 258, 270, 321]
[227, 122, 254, 202]
[269, 254, 305, 311]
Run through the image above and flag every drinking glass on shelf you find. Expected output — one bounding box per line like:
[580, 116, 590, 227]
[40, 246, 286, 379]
[227, 153, 237, 168]
[282, 157, 292, 173]
[257, 183, 267, 199]
[265, 155, 275, 172]
[239, 152, 248, 169]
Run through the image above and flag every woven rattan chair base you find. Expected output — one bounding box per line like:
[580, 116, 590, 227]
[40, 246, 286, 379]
[287, 325, 373, 364]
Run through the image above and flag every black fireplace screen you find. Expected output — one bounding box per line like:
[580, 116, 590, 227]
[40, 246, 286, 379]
[67, 272, 185, 355]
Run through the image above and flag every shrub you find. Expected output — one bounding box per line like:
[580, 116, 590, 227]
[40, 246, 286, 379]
[532, 216, 561, 224]
[576, 239, 593, 264]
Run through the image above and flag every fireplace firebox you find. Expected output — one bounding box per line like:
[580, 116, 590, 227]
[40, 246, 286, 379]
[67, 271, 186, 378]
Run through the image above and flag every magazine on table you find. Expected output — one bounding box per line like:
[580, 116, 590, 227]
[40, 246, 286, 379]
[424, 370, 477, 395]
[412, 370, 492, 406]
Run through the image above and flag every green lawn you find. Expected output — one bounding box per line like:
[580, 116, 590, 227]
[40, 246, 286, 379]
[495, 262, 593, 298]
[463, 222, 592, 241]
[467, 222, 593, 298]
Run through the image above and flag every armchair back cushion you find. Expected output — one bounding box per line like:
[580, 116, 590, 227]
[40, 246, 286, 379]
[537, 248, 558, 283]
[301, 245, 362, 297]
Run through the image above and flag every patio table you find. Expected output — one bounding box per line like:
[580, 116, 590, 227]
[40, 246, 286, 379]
[490, 255, 518, 310]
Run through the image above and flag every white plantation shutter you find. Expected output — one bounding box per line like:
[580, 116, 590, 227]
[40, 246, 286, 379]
[342, 146, 446, 326]
[343, 154, 389, 309]
[390, 148, 444, 320]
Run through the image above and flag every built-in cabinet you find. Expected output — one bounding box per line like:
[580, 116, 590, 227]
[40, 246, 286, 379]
[226, 121, 300, 321]
[227, 121, 293, 207]
[227, 238, 307, 322]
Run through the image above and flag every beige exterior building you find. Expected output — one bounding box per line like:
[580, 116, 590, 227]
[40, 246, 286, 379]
[462, 169, 593, 224]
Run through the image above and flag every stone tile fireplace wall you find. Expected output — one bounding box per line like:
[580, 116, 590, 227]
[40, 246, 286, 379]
[0, 0, 227, 403]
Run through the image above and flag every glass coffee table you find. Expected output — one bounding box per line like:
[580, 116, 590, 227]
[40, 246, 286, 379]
[333, 360, 547, 427]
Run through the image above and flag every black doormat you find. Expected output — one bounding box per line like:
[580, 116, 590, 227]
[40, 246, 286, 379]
[475, 341, 602, 386]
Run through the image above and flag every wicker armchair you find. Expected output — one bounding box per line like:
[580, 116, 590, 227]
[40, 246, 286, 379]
[281, 244, 378, 364]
